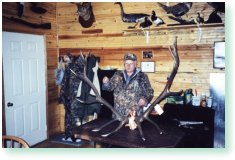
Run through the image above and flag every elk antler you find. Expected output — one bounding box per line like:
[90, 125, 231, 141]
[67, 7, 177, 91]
[134, 36, 183, 140]
[70, 36, 182, 141]
[70, 52, 129, 137]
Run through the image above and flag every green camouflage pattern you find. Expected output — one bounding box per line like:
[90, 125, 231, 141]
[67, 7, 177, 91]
[103, 69, 154, 117]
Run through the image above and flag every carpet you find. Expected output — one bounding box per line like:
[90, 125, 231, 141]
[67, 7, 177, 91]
[50, 134, 85, 147]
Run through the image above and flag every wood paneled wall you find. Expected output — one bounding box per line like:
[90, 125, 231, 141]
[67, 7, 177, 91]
[2, 2, 61, 136]
[57, 2, 224, 47]
[2, 2, 225, 135]
[59, 45, 222, 98]
[57, 2, 225, 96]
[57, 2, 225, 132]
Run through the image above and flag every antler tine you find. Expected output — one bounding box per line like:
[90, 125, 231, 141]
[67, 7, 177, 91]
[88, 51, 91, 57]
[73, 37, 182, 141]
[71, 68, 109, 111]
[82, 51, 89, 77]
[133, 36, 182, 140]
[169, 37, 179, 66]
[140, 36, 183, 119]
[70, 59, 127, 136]
[80, 51, 86, 66]
[75, 98, 98, 105]
[167, 38, 179, 90]
[79, 51, 89, 79]
[80, 50, 84, 59]
[101, 120, 127, 137]
[70, 53, 124, 120]
[71, 67, 101, 100]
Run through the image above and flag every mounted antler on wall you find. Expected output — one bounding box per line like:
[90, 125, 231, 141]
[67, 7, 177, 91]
[70, 37, 182, 141]
[71, 2, 95, 28]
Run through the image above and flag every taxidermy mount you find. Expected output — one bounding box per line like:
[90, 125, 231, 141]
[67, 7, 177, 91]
[207, 2, 225, 13]
[3, 16, 51, 29]
[151, 10, 165, 26]
[139, 17, 152, 28]
[114, 2, 150, 29]
[206, 10, 222, 24]
[168, 12, 205, 25]
[158, 2, 193, 19]
[71, 2, 95, 28]
[17, 2, 24, 18]
[206, 2, 224, 24]
[30, 2, 47, 14]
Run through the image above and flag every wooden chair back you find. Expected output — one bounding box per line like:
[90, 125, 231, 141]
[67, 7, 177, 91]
[2, 135, 29, 148]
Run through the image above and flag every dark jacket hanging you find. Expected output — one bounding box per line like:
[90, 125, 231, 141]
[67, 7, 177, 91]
[59, 55, 84, 138]
[76, 55, 101, 118]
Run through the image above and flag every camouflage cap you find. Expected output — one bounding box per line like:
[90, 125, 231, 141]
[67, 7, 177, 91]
[124, 53, 137, 61]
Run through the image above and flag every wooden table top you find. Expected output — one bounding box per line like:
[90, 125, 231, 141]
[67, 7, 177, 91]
[74, 118, 185, 148]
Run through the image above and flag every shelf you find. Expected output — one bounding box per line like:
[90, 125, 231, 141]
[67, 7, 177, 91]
[122, 23, 224, 33]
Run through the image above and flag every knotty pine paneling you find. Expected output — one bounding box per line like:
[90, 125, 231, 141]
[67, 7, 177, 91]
[57, 2, 224, 47]
[58, 26, 224, 48]
[2, 2, 61, 136]
[59, 45, 224, 100]
[57, 2, 224, 111]
[3, 2, 225, 135]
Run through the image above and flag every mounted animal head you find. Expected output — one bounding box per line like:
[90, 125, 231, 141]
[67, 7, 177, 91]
[71, 2, 95, 28]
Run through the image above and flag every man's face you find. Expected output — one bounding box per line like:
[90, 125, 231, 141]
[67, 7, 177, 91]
[124, 60, 137, 73]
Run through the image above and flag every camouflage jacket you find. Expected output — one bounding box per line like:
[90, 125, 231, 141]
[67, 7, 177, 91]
[59, 56, 84, 110]
[103, 68, 154, 117]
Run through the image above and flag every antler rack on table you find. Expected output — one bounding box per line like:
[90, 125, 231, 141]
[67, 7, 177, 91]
[70, 36, 183, 141]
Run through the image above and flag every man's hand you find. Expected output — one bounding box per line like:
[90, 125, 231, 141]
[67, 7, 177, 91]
[102, 76, 109, 84]
[138, 97, 146, 107]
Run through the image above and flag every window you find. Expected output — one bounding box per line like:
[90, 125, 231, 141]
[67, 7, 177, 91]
[213, 41, 225, 69]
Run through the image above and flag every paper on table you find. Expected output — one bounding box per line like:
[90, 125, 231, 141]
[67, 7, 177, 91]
[154, 104, 164, 115]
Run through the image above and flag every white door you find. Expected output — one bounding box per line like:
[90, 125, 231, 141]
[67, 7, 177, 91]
[3, 32, 47, 146]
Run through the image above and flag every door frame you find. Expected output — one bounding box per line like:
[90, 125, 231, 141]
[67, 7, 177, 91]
[2, 31, 49, 142]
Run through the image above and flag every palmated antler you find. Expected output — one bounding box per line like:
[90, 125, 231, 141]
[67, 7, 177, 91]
[70, 52, 129, 137]
[135, 36, 183, 140]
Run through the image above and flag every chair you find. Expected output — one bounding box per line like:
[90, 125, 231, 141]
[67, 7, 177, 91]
[2, 135, 29, 148]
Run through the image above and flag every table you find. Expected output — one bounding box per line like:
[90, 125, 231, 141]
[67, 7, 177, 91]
[74, 118, 185, 148]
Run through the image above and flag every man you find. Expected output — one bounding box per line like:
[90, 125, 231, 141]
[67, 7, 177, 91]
[102, 53, 154, 125]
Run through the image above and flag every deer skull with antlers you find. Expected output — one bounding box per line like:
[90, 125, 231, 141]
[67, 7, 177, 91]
[70, 37, 182, 141]
[71, 2, 95, 28]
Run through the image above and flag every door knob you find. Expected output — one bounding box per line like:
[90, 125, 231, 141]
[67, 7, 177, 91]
[7, 102, 13, 107]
